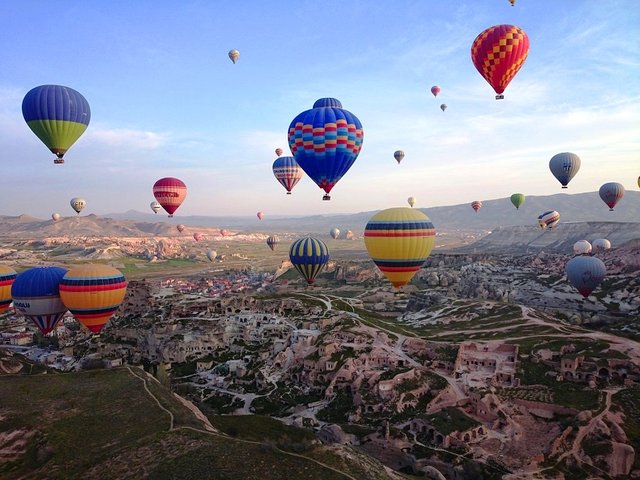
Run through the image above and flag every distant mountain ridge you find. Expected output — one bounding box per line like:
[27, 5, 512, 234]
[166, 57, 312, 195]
[1, 191, 638, 237]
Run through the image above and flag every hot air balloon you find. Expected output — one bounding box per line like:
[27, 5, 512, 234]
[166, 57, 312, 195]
[471, 25, 529, 99]
[153, 177, 187, 217]
[228, 49, 240, 64]
[394, 150, 405, 164]
[11, 266, 68, 335]
[288, 98, 364, 200]
[275, 148, 283, 157]
[549, 153, 580, 189]
[407, 196, 416, 208]
[538, 211, 560, 229]
[193, 233, 203, 242]
[206, 249, 217, 262]
[592, 239, 611, 252]
[52, 213, 61, 222]
[565, 256, 606, 298]
[176, 224, 185, 233]
[220, 229, 229, 237]
[70, 197, 86, 215]
[330, 228, 340, 240]
[430, 86, 441, 97]
[22, 85, 91, 164]
[599, 182, 625, 211]
[0, 266, 17, 315]
[440, 104, 447, 112]
[257, 211, 265, 220]
[471, 201, 482, 213]
[289, 237, 330, 285]
[59, 264, 127, 334]
[508, 0, 516, 5]
[266, 235, 279, 251]
[150, 201, 161, 214]
[510, 193, 525, 210]
[272, 156, 304, 195]
[346, 230, 355, 240]
[573, 240, 592, 255]
[364, 207, 436, 289]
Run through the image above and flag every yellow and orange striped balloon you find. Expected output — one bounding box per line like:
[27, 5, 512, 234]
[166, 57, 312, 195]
[0, 265, 17, 314]
[59, 264, 127, 334]
[364, 208, 436, 288]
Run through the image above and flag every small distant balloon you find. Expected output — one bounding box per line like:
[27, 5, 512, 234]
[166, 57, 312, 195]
[70, 197, 86, 215]
[266, 235, 279, 251]
[228, 49, 240, 64]
[52, 213, 61, 222]
[549, 153, 581, 189]
[508, 0, 516, 5]
[220, 229, 229, 237]
[440, 104, 447, 112]
[257, 211, 265, 220]
[510, 193, 525, 210]
[273, 156, 304, 195]
[430, 86, 441, 97]
[573, 240, 592, 255]
[407, 196, 416, 208]
[206, 249, 217, 262]
[538, 211, 560, 229]
[345, 230, 354, 240]
[176, 224, 185, 233]
[599, 182, 625, 211]
[0, 266, 17, 315]
[153, 177, 187, 217]
[471, 201, 482, 213]
[394, 150, 405, 164]
[150, 201, 161, 214]
[275, 148, 283, 157]
[193, 233, 203, 242]
[592, 239, 611, 252]
[330, 228, 340, 240]
[565, 256, 606, 298]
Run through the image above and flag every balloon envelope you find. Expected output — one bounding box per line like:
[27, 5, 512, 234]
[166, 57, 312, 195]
[59, 264, 127, 334]
[592, 239, 611, 252]
[266, 235, 279, 251]
[228, 49, 240, 63]
[407, 196, 416, 208]
[0, 266, 17, 315]
[471, 24, 529, 98]
[70, 197, 86, 214]
[289, 237, 330, 284]
[150, 201, 161, 214]
[394, 150, 405, 164]
[176, 224, 185, 233]
[510, 193, 525, 210]
[288, 98, 364, 200]
[275, 148, 283, 156]
[330, 228, 340, 240]
[471, 201, 482, 212]
[52, 213, 61, 222]
[440, 104, 447, 112]
[538, 211, 560, 229]
[549, 153, 581, 189]
[193, 233, 203, 242]
[272, 156, 303, 194]
[364, 207, 436, 288]
[599, 182, 625, 211]
[12, 266, 68, 335]
[565, 256, 606, 298]
[573, 240, 592, 255]
[257, 211, 265, 220]
[430, 86, 441, 97]
[206, 249, 217, 262]
[22, 85, 91, 163]
[153, 177, 187, 217]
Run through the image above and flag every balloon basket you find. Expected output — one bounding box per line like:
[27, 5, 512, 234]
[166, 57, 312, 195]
[54, 158, 64, 164]
[562, 186, 568, 189]
[495, 94, 504, 100]
[609, 208, 614, 212]
[286, 192, 291, 195]
[322, 195, 331, 201]
[168, 214, 173, 218]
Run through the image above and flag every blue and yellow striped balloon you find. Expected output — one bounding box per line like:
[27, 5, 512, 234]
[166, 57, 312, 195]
[289, 237, 330, 284]
[364, 207, 436, 288]
[22, 85, 91, 164]
[0, 266, 17, 314]
[59, 264, 127, 334]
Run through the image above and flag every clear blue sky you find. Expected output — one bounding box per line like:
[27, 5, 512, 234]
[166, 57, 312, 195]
[0, 0, 638, 218]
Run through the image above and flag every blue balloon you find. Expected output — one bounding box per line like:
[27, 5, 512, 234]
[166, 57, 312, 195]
[288, 98, 364, 200]
[11, 266, 68, 335]
[289, 237, 330, 284]
[565, 256, 606, 298]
